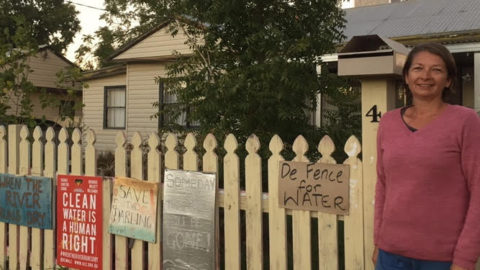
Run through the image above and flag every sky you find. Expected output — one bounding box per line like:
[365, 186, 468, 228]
[65, 0, 106, 63]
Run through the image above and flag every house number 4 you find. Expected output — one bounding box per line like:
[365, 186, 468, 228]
[366, 105, 381, 123]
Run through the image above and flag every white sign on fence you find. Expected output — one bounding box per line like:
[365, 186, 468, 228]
[163, 169, 216, 270]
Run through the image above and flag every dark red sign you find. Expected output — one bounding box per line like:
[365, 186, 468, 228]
[57, 175, 102, 269]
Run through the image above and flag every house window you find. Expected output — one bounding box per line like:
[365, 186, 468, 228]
[104, 85, 126, 129]
[158, 82, 197, 128]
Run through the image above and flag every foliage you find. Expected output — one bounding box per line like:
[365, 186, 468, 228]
[88, 1, 358, 161]
[75, 0, 169, 69]
[0, 0, 80, 53]
[97, 151, 115, 176]
[320, 75, 361, 161]
[155, 1, 346, 150]
[0, 0, 80, 127]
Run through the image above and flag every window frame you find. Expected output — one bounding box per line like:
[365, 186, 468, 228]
[103, 85, 126, 130]
[158, 82, 198, 129]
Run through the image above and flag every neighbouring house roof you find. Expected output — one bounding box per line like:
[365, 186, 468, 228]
[38, 45, 78, 68]
[344, 0, 480, 45]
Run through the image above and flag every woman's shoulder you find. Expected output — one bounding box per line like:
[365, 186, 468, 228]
[447, 104, 480, 121]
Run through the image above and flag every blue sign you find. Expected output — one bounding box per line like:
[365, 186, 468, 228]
[0, 174, 53, 229]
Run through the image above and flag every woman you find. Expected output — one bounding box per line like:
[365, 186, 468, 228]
[373, 43, 480, 270]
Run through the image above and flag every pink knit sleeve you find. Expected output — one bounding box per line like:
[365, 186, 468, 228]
[374, 121, 386, 246]
[453, 111, 480, 270]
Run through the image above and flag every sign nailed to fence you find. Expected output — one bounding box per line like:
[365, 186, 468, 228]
[163, 169, 217, 270]
[109, 177, 159, 242]
[279, 161, 350, 215]
[0, 174, 53, 229]
[57, 174, 103, 270]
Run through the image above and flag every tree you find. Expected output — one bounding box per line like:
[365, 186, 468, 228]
[86, 1, 357, 158]
[157, 1, 346, 147]
[75, 0, 168, 69]
[0, 0, 80, 126]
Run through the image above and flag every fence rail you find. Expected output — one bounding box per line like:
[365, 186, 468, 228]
[0, 124, 369, 270]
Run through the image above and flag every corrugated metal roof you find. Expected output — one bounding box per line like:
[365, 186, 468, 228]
[344, 0, 480, 40]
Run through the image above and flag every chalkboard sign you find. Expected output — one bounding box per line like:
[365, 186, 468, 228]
[0, 174, 53, 229]
[109, 177, 159, 242]
[279, 161, 350, 215]
[163, 169, 216, 270]
[57, 174, 103, 270]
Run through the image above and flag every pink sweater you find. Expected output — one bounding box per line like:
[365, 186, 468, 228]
[374, 104, 480, 269]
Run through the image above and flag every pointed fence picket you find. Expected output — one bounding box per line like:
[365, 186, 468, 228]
[0, 126, 6, 270]
[0, 124, 373, 270]
[245, 134, 263, 270]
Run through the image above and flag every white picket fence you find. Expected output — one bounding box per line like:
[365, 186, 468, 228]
[0, 124, 370, 270]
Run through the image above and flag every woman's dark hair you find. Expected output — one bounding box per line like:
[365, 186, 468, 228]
[402, 42, 457, 104]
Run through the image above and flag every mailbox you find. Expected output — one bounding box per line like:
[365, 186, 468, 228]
[338, 35, 409, 78]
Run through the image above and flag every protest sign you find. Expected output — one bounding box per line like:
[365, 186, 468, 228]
[109, 177, 159, 243]
[57, 174, 102, 270]
[279, 161, 350, 215]
[163, 169, 216, 270]
[0, 174, 53, 229]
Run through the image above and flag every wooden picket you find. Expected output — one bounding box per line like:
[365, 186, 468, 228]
[130, 132, 145, 270]
[0, 124, 371, 270]
[318, 135, 339, 270]
[268, 135, 287, 270]
[8, 125, 20, 270]
[31, 127, 43, 270]
[245, 134, 263, 270]
[291, 135, 312, 270]
[0, 126, 6, 270]
[147, 132, 162, 269]
[44, 127, 56, 269]
[114, 132, 128, 270]
[224, 134, 240, 270]
[19, 126, 29, 270]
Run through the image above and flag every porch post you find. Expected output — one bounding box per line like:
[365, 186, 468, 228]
[360, 79, 396, 270]
[337, 35, 408, 270]
[474, 53, 480, 112]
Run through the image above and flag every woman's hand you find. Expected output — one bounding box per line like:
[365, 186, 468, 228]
[372, 246, 379, 265]
[450, 265, 467, 270]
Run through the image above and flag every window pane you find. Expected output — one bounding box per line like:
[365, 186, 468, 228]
[107, 108, 125, 128]
[164, 91, 177, 104]
[108, 88, 125, 107]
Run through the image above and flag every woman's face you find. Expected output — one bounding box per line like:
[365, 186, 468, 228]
[405, 51, 451, 102]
